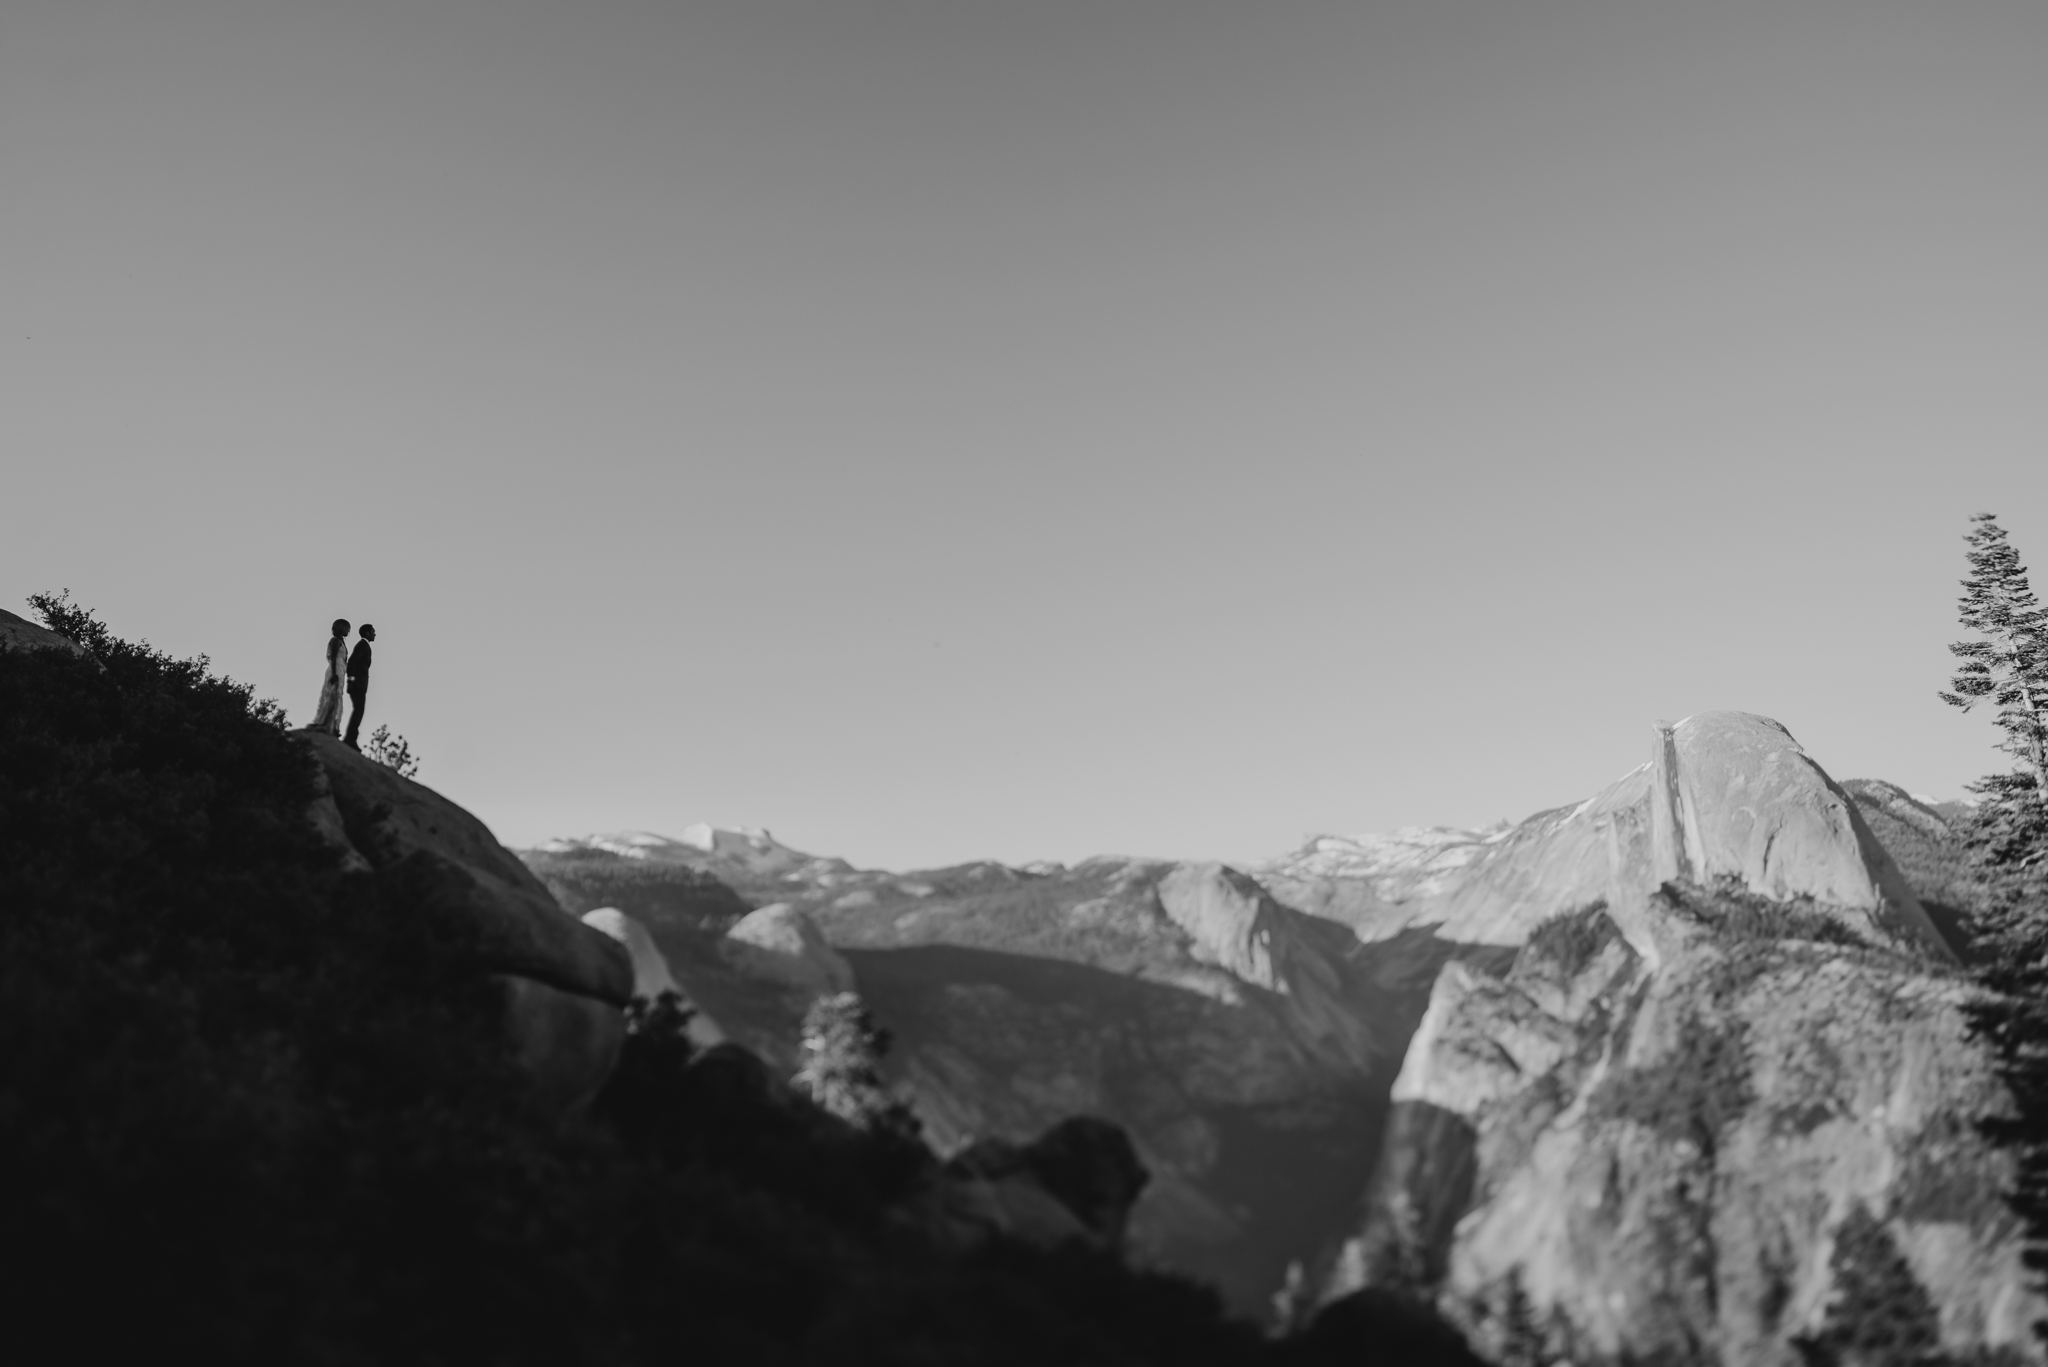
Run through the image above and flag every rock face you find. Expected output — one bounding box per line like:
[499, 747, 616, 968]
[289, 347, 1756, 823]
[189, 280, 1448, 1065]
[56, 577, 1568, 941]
[1264, 713, 1953, 961]
[722, 903, 855, 995]
[0, 608, 90, 656]
[1644, 714, 1946, 953]
[581, 907, 727, 1049]
[1326, 714, 2033, 1365]
[520, 712, 2020, 1341]
[296, 732, 632, 1113]
[1838, 779, 1989, 956]
[581, 907, 685, 1001]
[530, 834, 1492, 1312]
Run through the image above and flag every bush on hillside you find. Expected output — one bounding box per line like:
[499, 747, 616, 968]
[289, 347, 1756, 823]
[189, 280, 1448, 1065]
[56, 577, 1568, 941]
[1792, 1205, 1948, 1367]
[365, 723, 421, 778]
[2, 595, 539, 1361]
[1660, 879, 1874, 951]
[793, 991, 924, 1140]
[1586, 1013, 1754, 1159]
[1519, 901, 1617, 978]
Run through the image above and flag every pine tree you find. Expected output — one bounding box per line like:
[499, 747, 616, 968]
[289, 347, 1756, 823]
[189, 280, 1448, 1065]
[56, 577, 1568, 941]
[1940, 513, 2048, 833]
[1494, 1269, 1547, 1367]
[792, 992, 921, 1139]
[1938, 515, 2048, 1358]
[1792, 1205, 1947, 1367]
[363, 724, 421, 779]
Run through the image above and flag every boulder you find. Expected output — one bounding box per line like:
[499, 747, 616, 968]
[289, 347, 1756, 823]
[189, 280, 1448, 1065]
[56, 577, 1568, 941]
[721, 903, 854, 995]
[491, 973, 627, 1117]
[293, 731, 632, 1113]
[0, 608, 90, 657]
[298, 731, 631, 1004]
[581, 907, 726, 1048]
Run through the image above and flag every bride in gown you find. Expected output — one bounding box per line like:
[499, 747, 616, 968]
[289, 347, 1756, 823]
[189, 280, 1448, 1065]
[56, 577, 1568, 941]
[311, 618, 350, 736]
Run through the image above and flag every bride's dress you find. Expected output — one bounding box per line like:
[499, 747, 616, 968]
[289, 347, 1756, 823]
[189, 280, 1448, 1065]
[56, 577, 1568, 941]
[310, 636, 347, 736]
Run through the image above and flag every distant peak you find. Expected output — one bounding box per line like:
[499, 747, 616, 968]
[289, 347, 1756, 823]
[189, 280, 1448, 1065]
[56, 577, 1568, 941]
[534, 825, 856, 880]
[678, 822, 783, 855]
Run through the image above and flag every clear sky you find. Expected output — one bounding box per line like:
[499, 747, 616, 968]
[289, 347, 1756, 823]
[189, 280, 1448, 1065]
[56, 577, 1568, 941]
[6, 0, 2046, 870]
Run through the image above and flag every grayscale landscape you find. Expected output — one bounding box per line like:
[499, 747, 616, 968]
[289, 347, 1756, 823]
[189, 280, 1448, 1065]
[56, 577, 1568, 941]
[8, 2, 2048, 1363]
[521, 709, 2034, 1359]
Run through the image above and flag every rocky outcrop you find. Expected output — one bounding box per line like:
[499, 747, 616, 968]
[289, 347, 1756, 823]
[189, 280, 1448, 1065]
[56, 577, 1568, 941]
[1841, 779, 1990, 956]
[0, 608, 90, 656]
[722, 903, 855, 995]
[516, 712, 1997, 1331]
[1327, 715, 2032, 1366]
[1158, 862, 1291, 988]
[296, 732, 632, 1113]
[581, 907, 685, 1001]
[1645, 714, 1948, 955]
[1262, 713, 1956, 962]
[582, 907, 727, 1049]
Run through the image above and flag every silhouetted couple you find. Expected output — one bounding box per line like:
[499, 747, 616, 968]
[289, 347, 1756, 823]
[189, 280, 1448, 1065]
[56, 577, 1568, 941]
[311, 619, 375, 749]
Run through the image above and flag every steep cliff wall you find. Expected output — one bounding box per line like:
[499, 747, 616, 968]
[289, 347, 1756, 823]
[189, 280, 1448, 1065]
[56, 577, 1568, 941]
[523, 713, 2014, 1338]
[1326, 715, 2033, 1365]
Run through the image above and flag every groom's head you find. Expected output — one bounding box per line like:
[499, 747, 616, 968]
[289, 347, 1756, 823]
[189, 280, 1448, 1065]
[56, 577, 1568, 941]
[360, 624, 376, 641]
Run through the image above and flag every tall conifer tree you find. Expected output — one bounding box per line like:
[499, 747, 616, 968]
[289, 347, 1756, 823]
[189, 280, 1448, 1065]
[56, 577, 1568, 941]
[1940, 512, 2048, 826]
[792, 992, 922, 1139]
[1941, 516, 2048, 1349]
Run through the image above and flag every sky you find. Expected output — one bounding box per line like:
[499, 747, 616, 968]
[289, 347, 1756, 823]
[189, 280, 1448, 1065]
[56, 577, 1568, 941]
[5, 0, 2047, 871]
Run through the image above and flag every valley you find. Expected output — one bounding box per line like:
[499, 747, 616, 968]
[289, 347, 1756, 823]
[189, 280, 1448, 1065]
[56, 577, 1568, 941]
[522, 711, 2038, 1363]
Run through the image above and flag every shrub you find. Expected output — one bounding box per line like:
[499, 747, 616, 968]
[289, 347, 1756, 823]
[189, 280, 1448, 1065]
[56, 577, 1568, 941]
[1793, 1205, 1946, 1367]
[1520, 901, 1617, 978]
[793, 991, 924, 1141]
[1587, 1013, 1754, 1157]
[364, 723, 421, 778]
[1660, 879, 1872, 951]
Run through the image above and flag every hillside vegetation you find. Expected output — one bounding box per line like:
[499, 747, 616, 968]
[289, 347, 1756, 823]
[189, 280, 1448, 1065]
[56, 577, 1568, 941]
[0, 598, 1476, 1365]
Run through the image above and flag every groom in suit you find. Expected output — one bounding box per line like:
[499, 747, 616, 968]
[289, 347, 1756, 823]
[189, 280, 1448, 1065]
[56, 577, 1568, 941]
[343, 623, 376, 750]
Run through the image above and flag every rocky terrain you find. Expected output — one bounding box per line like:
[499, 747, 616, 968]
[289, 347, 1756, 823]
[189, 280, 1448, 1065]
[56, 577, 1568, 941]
[36, 592, 2020, 1364]
[526, 830, 1492, 1309]
[526, 712, 2042, 1361]
[1331, 714, 2033, 1365]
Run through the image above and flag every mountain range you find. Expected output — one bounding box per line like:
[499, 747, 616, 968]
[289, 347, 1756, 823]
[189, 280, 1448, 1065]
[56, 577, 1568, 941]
[521, 711, 2036, 1362]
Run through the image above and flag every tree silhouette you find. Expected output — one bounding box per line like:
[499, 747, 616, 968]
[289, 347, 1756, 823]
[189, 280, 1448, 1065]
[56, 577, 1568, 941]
[363, 724, 420, 779]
